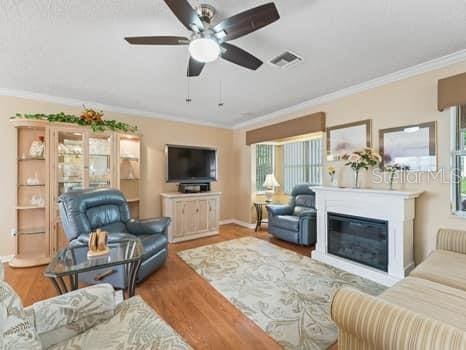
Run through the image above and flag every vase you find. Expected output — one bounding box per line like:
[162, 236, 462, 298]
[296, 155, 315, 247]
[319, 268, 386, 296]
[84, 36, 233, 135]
[353, 169, 360, 188]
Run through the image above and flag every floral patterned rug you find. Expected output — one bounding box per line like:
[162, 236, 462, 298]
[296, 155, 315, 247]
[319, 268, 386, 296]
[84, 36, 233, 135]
[178, 237, 385, 350]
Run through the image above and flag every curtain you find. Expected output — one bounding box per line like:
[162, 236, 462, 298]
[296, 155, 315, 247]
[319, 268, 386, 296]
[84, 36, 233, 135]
[283, 138, 322, 193]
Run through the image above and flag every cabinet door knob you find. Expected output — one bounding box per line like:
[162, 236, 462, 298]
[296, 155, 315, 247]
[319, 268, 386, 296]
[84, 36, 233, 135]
[196, 208, 199, 213]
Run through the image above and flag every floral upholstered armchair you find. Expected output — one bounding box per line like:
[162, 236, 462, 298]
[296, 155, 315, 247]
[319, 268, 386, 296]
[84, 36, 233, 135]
[0, 264, 191, 350]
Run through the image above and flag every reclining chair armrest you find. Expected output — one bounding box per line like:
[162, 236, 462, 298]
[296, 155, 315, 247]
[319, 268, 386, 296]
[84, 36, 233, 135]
[27, 284, 119, 349]
[331, 287, 466, 350]
[266, 204, 293, 217]
[297, 209, 316, 218]
[437, 228, 466, 254]
[126, 217, 171, 236]
[297, 211, 316, 245]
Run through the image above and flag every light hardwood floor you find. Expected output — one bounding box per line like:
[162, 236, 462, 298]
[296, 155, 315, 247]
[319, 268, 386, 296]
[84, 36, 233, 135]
[4, 224, 337, 350]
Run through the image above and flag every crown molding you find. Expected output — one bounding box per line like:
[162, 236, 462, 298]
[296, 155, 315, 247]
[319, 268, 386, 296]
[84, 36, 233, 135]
[0, 88, 229, 130]
[233, 49, 466, 130]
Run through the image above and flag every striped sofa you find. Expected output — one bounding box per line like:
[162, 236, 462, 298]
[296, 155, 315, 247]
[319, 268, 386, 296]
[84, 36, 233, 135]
[331, 228, 466, 350]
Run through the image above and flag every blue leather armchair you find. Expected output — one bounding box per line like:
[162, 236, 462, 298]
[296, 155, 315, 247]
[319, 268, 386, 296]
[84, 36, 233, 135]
[266, 184, 317, 246]
[58, 188, 170, 289]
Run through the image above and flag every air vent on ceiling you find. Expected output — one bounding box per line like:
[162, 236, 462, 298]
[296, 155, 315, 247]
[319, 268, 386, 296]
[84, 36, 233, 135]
[269, 50, 303, 69]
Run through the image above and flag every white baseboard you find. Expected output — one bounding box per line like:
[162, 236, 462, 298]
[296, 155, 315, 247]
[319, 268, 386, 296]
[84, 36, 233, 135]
[220, 219, 256, 230]
[0, 255, 14, 263]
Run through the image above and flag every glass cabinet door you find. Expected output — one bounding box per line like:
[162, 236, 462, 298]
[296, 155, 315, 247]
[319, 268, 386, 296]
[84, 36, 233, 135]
[88, 134, 113, 189]
[119, 135, 141, 217]
[57, 131, 84, 196]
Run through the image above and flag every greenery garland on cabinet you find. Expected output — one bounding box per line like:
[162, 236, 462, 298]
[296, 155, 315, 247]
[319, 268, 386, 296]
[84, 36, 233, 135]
[10, 108, 138, 133]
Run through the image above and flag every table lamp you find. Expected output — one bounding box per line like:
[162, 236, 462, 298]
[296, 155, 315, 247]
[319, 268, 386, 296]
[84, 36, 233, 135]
[263, 174, 280, 202]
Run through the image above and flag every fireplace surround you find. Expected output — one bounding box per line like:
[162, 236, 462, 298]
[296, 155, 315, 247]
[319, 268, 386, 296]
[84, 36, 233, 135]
[311, 187, 423, 286]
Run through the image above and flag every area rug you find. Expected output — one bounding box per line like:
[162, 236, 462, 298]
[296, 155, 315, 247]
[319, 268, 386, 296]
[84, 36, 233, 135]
[178, 237, 385, 350]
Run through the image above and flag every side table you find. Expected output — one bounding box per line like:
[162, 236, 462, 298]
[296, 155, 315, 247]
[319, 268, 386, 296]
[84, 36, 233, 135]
[254, 201, 279, 232]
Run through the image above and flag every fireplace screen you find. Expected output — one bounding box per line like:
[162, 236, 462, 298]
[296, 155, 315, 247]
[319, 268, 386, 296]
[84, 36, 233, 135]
[327, 212, 388, 272]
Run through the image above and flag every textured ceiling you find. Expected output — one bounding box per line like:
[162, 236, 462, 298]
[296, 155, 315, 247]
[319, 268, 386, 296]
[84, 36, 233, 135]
[1, 0, 466, 127]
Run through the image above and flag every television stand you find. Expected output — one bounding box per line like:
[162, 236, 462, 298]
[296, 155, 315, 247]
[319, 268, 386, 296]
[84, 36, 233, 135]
[161, 192, 221, 243]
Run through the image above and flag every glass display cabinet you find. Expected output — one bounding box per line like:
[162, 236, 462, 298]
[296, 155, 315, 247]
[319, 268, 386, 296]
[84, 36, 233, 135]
[51, 128, 117, 252]
[10, 119, 141, 267]
[54, 131, 114, 195]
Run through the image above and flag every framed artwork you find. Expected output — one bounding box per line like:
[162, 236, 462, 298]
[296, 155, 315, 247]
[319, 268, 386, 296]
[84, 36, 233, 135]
[379, 121, 437, 171]
[326, 119, 372, 161]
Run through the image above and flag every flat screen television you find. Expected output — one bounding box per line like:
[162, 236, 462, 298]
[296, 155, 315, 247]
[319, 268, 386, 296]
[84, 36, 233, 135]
[165, 145, 217, 183]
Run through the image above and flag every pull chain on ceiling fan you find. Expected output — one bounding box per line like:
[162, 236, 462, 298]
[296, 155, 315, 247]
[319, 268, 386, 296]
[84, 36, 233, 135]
[125, 0, 280, 77]
[218, 80, 224, 107]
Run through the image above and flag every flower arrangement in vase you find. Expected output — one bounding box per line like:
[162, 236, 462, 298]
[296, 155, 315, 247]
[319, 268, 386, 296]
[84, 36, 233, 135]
[384, 163, 409, 190]
[327, 165, 337, 186]
[343, 148, 381, 188]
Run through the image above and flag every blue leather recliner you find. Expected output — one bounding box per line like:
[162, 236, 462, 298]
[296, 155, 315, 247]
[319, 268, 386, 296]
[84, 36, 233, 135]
[58, 188, 170, 289]
[266, 184, 317, 246]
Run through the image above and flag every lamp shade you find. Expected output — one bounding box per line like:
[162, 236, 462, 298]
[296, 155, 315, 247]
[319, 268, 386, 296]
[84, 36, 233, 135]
[263, 174, 280, 188]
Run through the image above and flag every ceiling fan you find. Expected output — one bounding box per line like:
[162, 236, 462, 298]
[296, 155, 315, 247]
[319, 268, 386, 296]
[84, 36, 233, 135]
[125, 1, 280, 77]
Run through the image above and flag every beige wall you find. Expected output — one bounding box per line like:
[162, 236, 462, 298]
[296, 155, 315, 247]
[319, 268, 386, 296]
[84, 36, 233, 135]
[234, 60, 466, 264]
[0, 96, 234, 256]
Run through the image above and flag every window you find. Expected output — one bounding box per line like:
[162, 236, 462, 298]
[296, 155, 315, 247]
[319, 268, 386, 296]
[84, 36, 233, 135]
[452, 105, 466, 213]
[283, 138, 323, 194]
[256, 144, 274, 192]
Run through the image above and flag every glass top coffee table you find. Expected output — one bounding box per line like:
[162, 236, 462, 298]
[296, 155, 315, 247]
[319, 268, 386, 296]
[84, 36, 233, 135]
[44, 238, 143, 298]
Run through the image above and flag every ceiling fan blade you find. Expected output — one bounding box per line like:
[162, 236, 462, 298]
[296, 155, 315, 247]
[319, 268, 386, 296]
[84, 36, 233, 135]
[213, 2, 279, 41]
[125, 36, 190, 45]
[164, 0, 204, 32]
[187, 57, 205, 77]
[220, 43, 263, 70]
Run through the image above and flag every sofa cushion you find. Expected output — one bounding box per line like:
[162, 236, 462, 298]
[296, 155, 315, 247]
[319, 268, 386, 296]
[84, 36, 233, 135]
[380, 276, 466, 331]
[31, 284, 116, 349]
[49, 296, 192, 350]
[273, 215, 299, 231]
[410, 249, 466, 292]
[0, 280, 42, 350]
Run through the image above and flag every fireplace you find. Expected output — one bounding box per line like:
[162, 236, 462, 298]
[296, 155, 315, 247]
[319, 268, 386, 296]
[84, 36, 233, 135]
[311, 187, 422, 286]
[327, 212, 388, 272]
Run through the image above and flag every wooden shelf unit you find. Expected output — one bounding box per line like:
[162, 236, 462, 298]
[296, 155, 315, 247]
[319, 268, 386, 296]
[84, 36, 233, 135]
[118, 134, 141, 218]
[9, 119, 142, 268]
[11, 124, 50, 268]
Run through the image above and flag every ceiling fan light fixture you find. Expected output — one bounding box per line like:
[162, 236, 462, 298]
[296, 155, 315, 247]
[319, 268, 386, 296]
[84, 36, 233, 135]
[189, 37, 220, 63]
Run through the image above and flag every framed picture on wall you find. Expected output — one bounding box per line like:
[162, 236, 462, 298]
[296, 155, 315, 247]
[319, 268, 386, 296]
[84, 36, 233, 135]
[326, 119, 372, 161]
[379, 121, 437, 171]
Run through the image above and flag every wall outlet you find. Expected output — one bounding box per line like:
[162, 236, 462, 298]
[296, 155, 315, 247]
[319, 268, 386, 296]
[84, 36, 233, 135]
[10, 228, 17, 237]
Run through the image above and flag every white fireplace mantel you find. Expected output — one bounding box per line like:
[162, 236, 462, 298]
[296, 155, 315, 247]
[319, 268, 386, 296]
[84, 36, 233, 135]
[311, 186, 423, 286]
